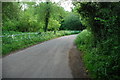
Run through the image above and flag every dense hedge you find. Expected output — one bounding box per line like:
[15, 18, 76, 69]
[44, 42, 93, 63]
[74, 2, 120, 80]
[75, 29, 120, 80]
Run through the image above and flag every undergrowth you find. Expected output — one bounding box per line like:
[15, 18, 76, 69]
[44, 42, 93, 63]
[75, 29, 120, 80]
[2, 30, 80, 56]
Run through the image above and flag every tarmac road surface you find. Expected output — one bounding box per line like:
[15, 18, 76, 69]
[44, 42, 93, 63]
[2, 35, 77, 78]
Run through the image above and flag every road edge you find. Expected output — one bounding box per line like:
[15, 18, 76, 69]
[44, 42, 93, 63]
[69, 43, 90, 79]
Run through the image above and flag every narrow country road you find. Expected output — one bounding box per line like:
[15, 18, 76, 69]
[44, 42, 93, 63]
[3, 35, 77, 78]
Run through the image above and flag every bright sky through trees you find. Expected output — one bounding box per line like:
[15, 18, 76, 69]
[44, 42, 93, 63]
[36, 0, 74, 11]
[52, 0, 74, 12]
[2, 0, 74, 11]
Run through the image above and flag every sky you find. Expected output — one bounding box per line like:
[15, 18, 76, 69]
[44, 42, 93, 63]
[36, 0, 74, 12]
[1, 0, 74, 12]
[16, 0, 74, 12]
[52, 0, 74, 12]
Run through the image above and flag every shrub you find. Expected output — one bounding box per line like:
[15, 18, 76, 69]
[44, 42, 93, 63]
[75, 29, 93, 51]
[75, 29, 120, 80]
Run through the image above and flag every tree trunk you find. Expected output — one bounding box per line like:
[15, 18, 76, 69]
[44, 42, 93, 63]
[44, 2, 50, 32]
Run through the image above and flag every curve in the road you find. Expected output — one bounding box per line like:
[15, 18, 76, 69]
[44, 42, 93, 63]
[3, 35, 77, 78]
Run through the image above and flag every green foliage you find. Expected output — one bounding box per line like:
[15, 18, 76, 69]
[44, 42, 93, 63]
[17, 10, 41, 32]
[2, 2, 20, 31]
[2, 2, 82, 32]
[48, 18, 61, 31]
[60, 13, 84, 30]
[74, 2, 120, 41]
[35, 2, 66, 32]
[74, 2, 120, 80]
[75, 30, 120, 80]
[2, 20, 18, 31]
[2, 31, 80, 56]
[2, 2, 67, 32]
[2, 2, 20, 21]
[75, 29, 93, 50]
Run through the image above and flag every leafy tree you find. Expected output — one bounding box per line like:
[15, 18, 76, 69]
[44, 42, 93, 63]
[48, 18, 61, 31]
[73, 2, 120, 79]
[17, 3, 41, 32]
[2, 2, 67, 32]
[60, 13, 84, 30]
[35, 2, 66, 32]
[2, 2, 20, 31]
[2, 2, 20, 21]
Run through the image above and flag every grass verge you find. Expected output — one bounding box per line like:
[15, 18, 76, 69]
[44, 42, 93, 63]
[2, 30, 80, 56]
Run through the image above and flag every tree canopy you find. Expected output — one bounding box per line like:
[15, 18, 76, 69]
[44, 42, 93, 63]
[60, 13, 84, 30]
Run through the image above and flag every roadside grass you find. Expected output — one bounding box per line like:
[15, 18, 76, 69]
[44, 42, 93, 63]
[2, 30, 80, 56]
[75, 29, 120, 80]
[75, 29, 95, 77]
